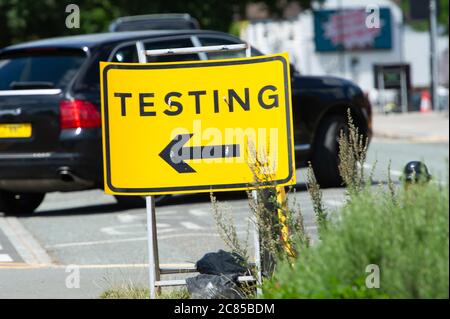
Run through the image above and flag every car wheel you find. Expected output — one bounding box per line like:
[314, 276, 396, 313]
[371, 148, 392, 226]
[0, 191, 45, 215]
[114, 195, 171, 208]
[311, 114, 348, 188]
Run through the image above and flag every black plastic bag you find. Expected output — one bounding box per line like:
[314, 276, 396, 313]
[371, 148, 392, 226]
[196, 250, 248, 277]
[186, 274, 243, 299]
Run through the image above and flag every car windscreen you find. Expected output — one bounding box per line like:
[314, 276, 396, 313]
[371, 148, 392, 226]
[0, 50, 86, 91]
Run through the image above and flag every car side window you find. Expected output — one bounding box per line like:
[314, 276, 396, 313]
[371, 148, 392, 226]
[144, 38, 198, 62]
[111, 45, 138, 63]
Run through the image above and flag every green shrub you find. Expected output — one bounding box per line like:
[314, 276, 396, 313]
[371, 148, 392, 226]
[263, 182, 449, 299]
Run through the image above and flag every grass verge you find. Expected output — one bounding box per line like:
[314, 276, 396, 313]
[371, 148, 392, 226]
[262, 181, 449, 298]
[100, 286, 189, 299]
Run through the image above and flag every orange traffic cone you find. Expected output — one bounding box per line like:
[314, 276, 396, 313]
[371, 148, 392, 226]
[420, 90, 432, 113]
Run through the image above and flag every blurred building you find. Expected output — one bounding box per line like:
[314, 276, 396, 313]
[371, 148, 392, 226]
[241, 0, 449, 110]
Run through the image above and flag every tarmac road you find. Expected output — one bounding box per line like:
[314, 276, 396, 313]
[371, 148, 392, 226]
[0, 137, 448, 298]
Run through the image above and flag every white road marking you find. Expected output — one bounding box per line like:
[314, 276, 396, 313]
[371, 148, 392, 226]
[100, 224, 146, 236]
[389, 170, 402, 177]
[0, 216, 52, 265]
[156, 210, 179, 215]
[101, 222, 173, 236]
[117, 213, 144, 223]
[325, 199, 345, 207]
[56, 263, 149, 269]
[363, 163, 373, 172]
[363, 163, 402, 177]
[45, 236, 148, 249]
[0, 232, 13, 262]
[46, 225, 212, 248]
[66, 262, 195, 269]
[180, 221, 205, 230]
[157, 228, 177, 234]
[0, 254, 13, 262]
[160, 231, 245, 240]
[0, 262, 196, 269]
[188, 208, 208, 216]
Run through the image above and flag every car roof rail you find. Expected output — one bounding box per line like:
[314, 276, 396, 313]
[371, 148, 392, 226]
[109, 13, 200, 32]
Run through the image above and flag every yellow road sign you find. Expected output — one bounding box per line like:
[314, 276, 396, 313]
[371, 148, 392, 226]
[101, 53, 295, 195]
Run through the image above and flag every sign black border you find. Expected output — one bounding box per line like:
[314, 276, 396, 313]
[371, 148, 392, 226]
[102, 55, 294, 193]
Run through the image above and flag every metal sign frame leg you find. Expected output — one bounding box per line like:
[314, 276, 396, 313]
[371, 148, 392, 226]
[139, 42, 261, 299]
[251, 190, 263, 296]
[145, 196, 160, 299]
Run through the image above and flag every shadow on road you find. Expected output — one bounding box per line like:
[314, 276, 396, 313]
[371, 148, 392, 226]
[23, 203, 128, 218]
[23, 179, 408, 219]
[18, 179, 399, 218]
[21, 182, 309, 218]
[142, 182, 308, 207]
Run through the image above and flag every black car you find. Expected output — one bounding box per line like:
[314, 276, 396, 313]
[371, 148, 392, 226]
[0, 30, 372, 215]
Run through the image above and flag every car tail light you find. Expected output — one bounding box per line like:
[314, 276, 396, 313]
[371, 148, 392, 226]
[60, 100, 101, 129]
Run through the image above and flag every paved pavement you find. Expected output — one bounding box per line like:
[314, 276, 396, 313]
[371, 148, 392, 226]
[0, 138, 448, 298]
[373, 111, 449, 142]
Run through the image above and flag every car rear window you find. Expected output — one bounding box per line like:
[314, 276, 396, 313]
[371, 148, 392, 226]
[0, 51, 86, 91]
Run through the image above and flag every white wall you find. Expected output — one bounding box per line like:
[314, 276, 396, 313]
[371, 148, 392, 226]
[241, 0, 448, 101]
[403, 27, 449, 88]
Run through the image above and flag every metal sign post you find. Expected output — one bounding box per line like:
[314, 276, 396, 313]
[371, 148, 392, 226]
[400, 68, 408, 113]
[429, 0, 439, 111]
[145, 196, 158, 299]
[251, 189, 263, 296]
[377, 70, 385, 113]
[138, 43, 262, 299]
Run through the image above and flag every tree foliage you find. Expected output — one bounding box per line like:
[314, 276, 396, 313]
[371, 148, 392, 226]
[400, 0, 449, 34]
[0, 0, 316, 48]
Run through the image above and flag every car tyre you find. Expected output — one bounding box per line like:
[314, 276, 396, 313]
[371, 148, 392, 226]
[0, 191, 45, 215]
[114, 195, 171, 208]
[311, 114, 348, 188]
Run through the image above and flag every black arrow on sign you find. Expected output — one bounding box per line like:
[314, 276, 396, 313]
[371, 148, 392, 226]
[159, 134, 240, 173]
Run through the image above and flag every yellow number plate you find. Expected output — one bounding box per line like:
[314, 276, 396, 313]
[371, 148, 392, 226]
[0, 123, 32, 138]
